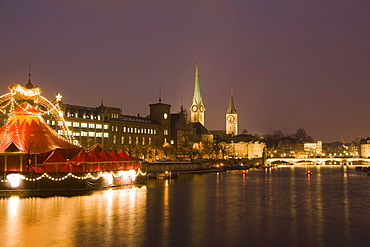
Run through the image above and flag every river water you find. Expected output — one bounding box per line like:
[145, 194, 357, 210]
[1, 165, 370, 247]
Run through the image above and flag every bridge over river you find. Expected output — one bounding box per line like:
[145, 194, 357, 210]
[266, 157, 370, 165]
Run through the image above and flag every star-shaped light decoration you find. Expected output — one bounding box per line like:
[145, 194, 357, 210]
[55, 93, 63, 102]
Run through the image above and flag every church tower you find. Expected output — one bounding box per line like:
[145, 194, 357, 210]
[190, 56, 205, 126]
[226, 90, 238, 135]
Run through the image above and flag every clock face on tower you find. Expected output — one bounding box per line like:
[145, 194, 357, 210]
[227, 115, 235, 123]
[199, 105, 204, 112]
[192, 105, 198, 112]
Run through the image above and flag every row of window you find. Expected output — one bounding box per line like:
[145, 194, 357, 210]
[57, 129, 155, 145]
[111, 125, 158, 135]
[112, 135, 152, 145]
[64, 121, 109, 129]
[66, 112, 102, 120]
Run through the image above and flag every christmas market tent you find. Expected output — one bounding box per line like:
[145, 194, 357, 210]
[87, 143, 104, 154]
[69, 149, 95, 172]
[43, 149, 70, 173]
[0, 102, 81, 154]
[119, 150, 141, 169]
[110, 150, 126, 170]
[100, 149, 116, 170]
[89, 148, 107, 171]
[119, 150, 133, 161]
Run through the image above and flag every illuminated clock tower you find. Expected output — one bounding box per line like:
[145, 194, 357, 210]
[226, 91, 238, 135]
[190, 56, 205, 126]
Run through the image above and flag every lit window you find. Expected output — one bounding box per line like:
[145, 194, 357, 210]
[104, 124, 108, 130]
[115, 126, 118, 132]
[98, 116, 101, 120]
[154, 129, 157, 134]
[81, 123, 87, 128]
[104, 133, 109, 138]
[135, 136, 139, 144]
[96, 132, 102, 137]
[164, 129, 168, 136]
[123, 127, 126, 132]
[73, 132, 80, 136]
[47, 120, 50, 124]
[96, 124, 102, 129]
[129, 136, 132, 144]
[73, 122, 79, 127]
[111, 126, 115, 131]
[75, 113, 78, 118]
[142, 137, 145, 145]
[134, 128, 137, 133]
[113, 135, 117, 144]
[89, 123, 95, 128]
[121, 136, 124, 144]
[57, 130, 63, 135]
[67, 112, 70, 117]
[81, 131, 87, 136]
[51, 121, 55, 126]
[89, 132, 95, 137]
[65, 121, 72, 127]
[149, 137, 152, 145]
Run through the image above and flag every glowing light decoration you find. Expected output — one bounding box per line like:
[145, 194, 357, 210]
[103, 173, 114, 185]
[55, 93, 62, 102]
[6, 174, 25, 188]
[0, 83, 78, 145]
[1, 169, 146, 187]
[9, 84, 42, 99]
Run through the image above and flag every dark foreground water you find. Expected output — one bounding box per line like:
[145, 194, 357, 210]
[1, 166, 370, 247]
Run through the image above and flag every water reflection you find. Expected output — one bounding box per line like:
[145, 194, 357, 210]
[1, 167, 370, 246]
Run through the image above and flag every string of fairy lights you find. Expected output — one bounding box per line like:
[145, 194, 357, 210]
[0, 169, 146, 183]
[0, 83, 148, 189]
[0, 83, 77, 146]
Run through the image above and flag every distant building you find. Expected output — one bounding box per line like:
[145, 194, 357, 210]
[52, 100, 166, 160]
[304, 141, 322, 156]
[226, 91, 238, 136]
[360, 138, 370, 158]
[221, 141, 265, 159]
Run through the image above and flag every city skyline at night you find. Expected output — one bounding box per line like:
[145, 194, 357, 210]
[1, 0, 370, 142]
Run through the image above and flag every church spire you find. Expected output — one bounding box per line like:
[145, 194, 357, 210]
[190, 55, 205, 126]
[192, 55, 203, 105]
[227, 89, 237, 114]
[226, 89, 238, 135]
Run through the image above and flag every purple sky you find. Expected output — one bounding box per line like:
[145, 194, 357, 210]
[1, 0, 370, 142]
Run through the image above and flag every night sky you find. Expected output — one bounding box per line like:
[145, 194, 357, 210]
[1, 0, 370, 142]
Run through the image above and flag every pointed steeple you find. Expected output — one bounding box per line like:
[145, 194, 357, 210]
[190, 55, 205, 126]
[192, 55, 203, 105]
[227, 89, 237, 114]
[226, 89, 238, 135]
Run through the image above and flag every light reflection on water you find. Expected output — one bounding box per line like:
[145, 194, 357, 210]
[1, 166, 370, 246]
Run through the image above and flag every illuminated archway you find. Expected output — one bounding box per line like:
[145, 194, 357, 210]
[0, 83, 77, 144]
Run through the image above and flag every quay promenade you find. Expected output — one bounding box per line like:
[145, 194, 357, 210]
[266, 157, 370, 165]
